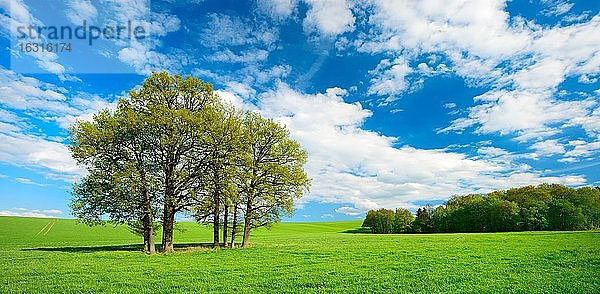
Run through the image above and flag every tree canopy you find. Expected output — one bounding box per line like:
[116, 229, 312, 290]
[69, 72, 310, 253]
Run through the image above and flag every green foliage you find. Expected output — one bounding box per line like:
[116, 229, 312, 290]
[366, 208, 394, 234]
[69, 104, 160, 228]
[69, 72, 310, 251]
[412, 206, 433, 233]
[1, 216, 600, 293]
[363, 184, 600, 234]
[548, 199, 585, 231]
[393, 208, 414, 233]
[362, 208, 413, 233]
[237, 112, 310, 246]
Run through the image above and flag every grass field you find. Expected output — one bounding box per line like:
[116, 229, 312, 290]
[1, 216, 599, 293]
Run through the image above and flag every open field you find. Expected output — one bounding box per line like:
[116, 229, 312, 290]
[1, 216, 599, 293]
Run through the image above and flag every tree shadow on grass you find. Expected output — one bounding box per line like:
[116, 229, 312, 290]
[23, 242, 221, 253]
[341, 227, 372, 234]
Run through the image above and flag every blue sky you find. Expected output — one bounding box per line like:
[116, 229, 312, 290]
[0, 0, 599, 221]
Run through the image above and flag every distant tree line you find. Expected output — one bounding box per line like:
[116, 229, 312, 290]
[362, 184, 600, 234]
[69, 72, 310, 253]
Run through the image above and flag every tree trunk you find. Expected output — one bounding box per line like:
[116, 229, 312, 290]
[161, 203, 175, 253]
[142, 216, 151, 253]
[213, 197, 220, 248]
[142, 189, 156, 254]
[162, 165, 176, 253]
[222, 204, 228, 247]
[242, 215, 251, 248]
[143, 232, 149, 253]
[230, 203, 238, 248]
[242, 199, 252, 248]
[147, 221, 156, 254]
[212, 168, 221, 247]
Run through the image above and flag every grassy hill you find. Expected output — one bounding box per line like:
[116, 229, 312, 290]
[0, 216, 599, 293]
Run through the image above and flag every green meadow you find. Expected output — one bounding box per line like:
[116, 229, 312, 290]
[1, 216, 599, 293]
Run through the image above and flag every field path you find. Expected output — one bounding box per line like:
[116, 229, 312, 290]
[36, 220, 55, 236]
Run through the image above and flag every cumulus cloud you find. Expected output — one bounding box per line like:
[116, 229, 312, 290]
[530, 140, 566, 157]
[353, 0, 599, 157]
[359, 0, 530, 57]
[368, 57, 413, 98]
[0, 69, 116, 129]
[570, 107, 600, 138]
[256, 84, 585, 210]
[303, 0, 355, 36]
[257, 0, 297, 20]
[87, 0, 183, 74]
[0, 132, 84, 181]
[463, 90, 593, 135]
[0, 69, 115, 182]
[564, 140, 600, 158]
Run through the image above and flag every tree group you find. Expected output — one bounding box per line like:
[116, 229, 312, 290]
[363, 184, 600, 234]
[69, 72, 310, 253]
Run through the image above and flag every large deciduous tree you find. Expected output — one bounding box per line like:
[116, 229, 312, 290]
[192, 104, 243, 247]
[70, 105, 160, 254]
[238, 112, 310, 248]
[126, 72, 217, 253]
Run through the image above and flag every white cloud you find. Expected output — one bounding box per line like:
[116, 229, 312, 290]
[206, 49, 270, 64]
[224, 82, 257, 100]
[570, 107, 600, 138]
[444, 103, 457, 109]
[565, 140, 600, 158]
[541, 1, 574, 17]
[0, 0, 66, 74]
[53, 93, 118, 129]
[15, 177, 47, 187]
[117, 42, 185, 75]
[368, 57, 413, 98]
[65, 0, 98, 24]
[513, 129, 561, 142]
[0, 132, 83, 181]
[0, 69, 116, 130]
[82, 0, 183, 74]
[0, 68, 75, 114]
[450, 90, 594, 135]
[0, 208, 63, 218]
[477, 146, 511, 158]
[359, 0, 530, 58]
[256, 84, 585, 210]
[512, 59, 567, 90]
[335, 206, 364, 216]
[355, 0, 600, 151]
[530, 140, 565, 156]
[201, 13, 277, 49]
[257, 0, 297, 20]
[303, 0, 355, 36]
[0, 69, 101, 182]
